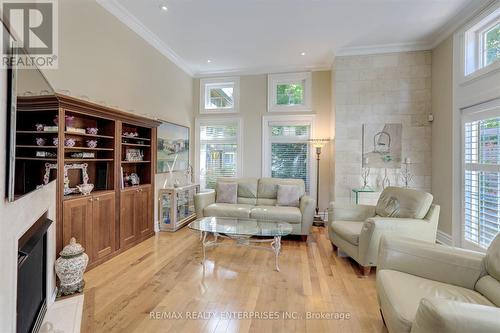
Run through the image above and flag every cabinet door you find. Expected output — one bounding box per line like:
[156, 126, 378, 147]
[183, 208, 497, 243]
[120, 189, 137, 248]
[63, 196, 93, 261]
[136, 186, 152, 238]
[92, 192, 116, 260]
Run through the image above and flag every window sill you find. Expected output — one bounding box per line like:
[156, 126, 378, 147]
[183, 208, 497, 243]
[200, 108, 238, 114]
[460, 60, 500, 86]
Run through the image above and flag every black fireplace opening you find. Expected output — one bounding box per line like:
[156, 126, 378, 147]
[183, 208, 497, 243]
[17, 215, 52, 333]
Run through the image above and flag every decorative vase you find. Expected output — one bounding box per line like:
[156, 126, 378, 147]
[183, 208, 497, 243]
[55, 237, 89, 297]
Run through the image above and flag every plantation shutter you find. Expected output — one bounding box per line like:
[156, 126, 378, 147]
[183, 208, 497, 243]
[464, 105, 500, 249]
[200, 122, 238, 189]
[269, 124, 311, 193]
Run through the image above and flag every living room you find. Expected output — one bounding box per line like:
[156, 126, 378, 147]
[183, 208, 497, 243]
[0, 0, 499, 332]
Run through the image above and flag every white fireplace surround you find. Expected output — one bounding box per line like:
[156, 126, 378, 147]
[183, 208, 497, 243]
[0, 67, 58, 332]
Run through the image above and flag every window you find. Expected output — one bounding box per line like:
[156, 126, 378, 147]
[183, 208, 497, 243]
[196, 118, 242, 189]
[199, 77, 240, 114]
[262, 115, 315, 193]
[268, 72, 312, 112]
[463, 102, 500, 249]
[464, 7, 500, 77]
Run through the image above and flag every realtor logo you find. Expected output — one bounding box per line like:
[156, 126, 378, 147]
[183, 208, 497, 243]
[1, 0, 58, 68]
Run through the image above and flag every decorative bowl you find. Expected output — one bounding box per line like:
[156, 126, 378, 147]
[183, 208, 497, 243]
[35, 123, 44, 131]
[36, 137, 46, 146]
[86, 127, 98, 135]
[53, 137, 59, 146]
[65, 138, 76, 147]
[86, 140, 98, 148]
[76, 183, 94, 196]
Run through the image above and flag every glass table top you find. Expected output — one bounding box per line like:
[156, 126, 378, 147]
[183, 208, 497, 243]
[189, 217, 293, 237]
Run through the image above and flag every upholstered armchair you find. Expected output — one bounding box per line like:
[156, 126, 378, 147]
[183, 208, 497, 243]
[328, 187, 440, 275]
[377, 235, 500, 333]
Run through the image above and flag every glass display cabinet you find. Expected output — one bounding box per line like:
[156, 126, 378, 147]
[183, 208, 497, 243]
[158, 184, 200, 231]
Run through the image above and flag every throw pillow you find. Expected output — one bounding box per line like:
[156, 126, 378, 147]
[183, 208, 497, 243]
[276, 184, 301, 207]
[216, 182, 238, 204]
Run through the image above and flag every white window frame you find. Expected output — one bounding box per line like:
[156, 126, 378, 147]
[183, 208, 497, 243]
[267, 72, 312, 112]
[460, 4, 500, 83]
[461, 98, 500, 252]
[195, 117, 244, 188]
[199, 77, 240, 114]
[262, 115, 316, 196]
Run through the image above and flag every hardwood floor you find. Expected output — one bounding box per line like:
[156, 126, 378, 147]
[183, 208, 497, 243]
[81, 226, 387, 333]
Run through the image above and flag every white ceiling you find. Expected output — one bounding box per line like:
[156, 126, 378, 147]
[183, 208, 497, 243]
[98, 0, 490, 77]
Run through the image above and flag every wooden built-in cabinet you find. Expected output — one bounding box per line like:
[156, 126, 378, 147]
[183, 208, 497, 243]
[20, 94, 160, 270]
[120, 184, 152, 249]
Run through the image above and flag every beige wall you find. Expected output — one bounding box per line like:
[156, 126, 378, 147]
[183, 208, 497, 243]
[194, 71, 332, 211]
[40, 0, 195, 227]
[431, 36, 454, 235]
[334, 52, 432, 204]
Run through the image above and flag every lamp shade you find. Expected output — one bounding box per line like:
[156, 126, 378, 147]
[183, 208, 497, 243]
[309, 138, 331, 148]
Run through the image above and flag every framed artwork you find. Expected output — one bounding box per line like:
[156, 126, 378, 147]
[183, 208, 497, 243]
[157, 120, 190, 173]
[362, 123, 402, 169]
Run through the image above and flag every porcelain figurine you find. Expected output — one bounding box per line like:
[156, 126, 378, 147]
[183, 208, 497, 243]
[55, 237, 89, 296]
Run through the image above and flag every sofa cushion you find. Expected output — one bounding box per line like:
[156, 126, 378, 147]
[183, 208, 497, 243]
[377, 269, 494, 333]
[216, 182, 237, 204]
[485, 232, 500, 282]
[257, 178, 305, 200]
[376, 187, 433, 219]
[217, 177, 258, 205]
[277, 184, 301, 207]
[204, 203, 253, 218]
[330, 221, 364, 245]
[250, 206, 302, 224]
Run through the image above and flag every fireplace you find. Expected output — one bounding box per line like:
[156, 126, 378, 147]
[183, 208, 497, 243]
[17, 214, 52, 333]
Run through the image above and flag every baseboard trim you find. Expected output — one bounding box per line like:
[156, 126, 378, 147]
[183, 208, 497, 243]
[436, 230, 453, 246]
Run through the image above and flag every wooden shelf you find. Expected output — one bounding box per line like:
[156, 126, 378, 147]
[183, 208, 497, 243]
[16, 145, 57, 149]
[16, 157, 57, 161]
[121, 142, 151, 147]
[65, 147, 114, 151]
[65, 158, 113, 162]
[63, 189, 115, 201]
[65, 131, 114, 139]
[17, 130, 58, 134]
[121, 136, 151, 141]
[121, 160, 151, 164]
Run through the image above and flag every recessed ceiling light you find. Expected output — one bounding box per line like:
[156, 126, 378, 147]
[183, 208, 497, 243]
[301, 52, 306, 56]
[207, 59, 212, 63]
[160, 5, 168, 11]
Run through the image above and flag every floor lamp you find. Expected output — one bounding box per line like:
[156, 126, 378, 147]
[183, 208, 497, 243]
[309, 138, 331, 227]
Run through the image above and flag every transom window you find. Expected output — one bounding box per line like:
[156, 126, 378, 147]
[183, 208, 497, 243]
[463, 104, 500, 249]
[199, 77, 240, 114]
[464, 7, 500, 77]
[268, 72, 312, 112]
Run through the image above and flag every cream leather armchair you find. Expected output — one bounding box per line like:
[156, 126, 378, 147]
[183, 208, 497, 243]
[377, 235, 500, 333]
[328, 187, 440, 275]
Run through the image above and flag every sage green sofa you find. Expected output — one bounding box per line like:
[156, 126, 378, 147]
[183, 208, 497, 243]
[194, 177, 315, 237]
[377, 235, 500, 333]
[328, 187, 440, 275]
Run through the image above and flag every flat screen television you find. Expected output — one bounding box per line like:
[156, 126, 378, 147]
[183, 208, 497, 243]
[5, 38, 57, 201]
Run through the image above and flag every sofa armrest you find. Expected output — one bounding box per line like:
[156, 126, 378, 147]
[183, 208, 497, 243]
[378, 237, 486, 290]
[194, 190, 215, 218]
[411, 298, 500, 333]
[328, 202, 376, 223]
[300, 195, 315, 235]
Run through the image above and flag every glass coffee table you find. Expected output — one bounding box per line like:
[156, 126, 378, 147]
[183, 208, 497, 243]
[188, 217, 293, 271]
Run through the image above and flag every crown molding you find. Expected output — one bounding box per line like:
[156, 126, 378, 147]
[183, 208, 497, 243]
[428, 0, 495, 49]
[194, 63, 333, 78]
[96, 0, 194, 77]
[335, 41, 432, 57]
